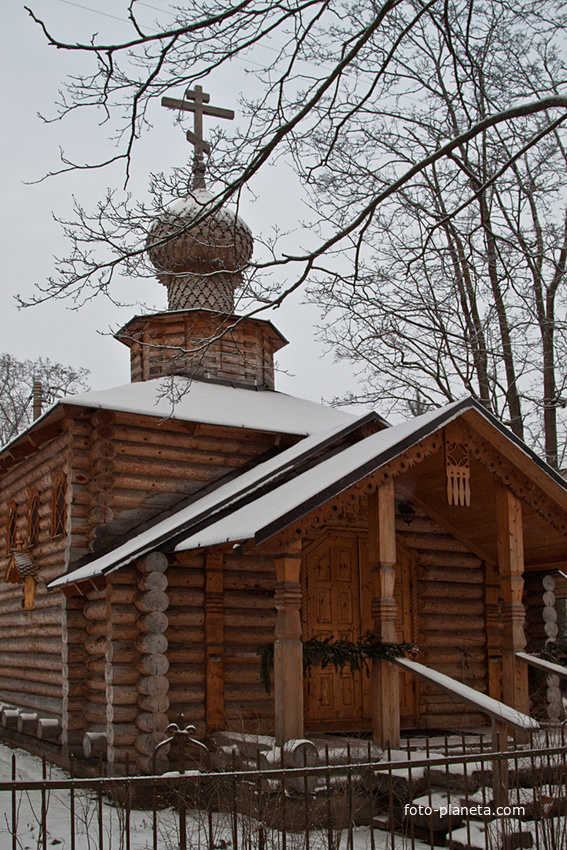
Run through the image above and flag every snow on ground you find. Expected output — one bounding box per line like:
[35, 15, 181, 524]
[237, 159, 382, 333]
[0, 742, 432, 850]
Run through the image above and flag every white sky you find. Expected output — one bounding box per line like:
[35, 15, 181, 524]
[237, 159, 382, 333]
[0, 0, 367, 411]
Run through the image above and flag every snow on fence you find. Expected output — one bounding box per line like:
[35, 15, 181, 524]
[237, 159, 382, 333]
[0, 730, 567, 850]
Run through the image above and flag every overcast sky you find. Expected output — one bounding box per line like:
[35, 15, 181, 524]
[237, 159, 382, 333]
[1, 0, 366, 410]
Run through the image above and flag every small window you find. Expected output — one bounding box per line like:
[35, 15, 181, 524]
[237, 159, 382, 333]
[6, 501, 17, 551]
[51, 474, 67, 538]
[28, 491, 40, 549]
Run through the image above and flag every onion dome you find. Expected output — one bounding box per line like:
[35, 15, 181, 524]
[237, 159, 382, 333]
[147, 189, 254, 312]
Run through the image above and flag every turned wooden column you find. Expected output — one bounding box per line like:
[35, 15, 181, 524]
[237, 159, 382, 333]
[368, 480, 400, 748]
[485, 561, 503, 702]
[274, 540, 303, 746]
[496, 486, 529, 715]
[205, 550, 225, 731]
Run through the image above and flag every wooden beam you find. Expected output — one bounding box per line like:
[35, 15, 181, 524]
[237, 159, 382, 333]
[368, 481, 400, 748]
[274, 540, 303, 746]
[205, 550, 225, 732]
[496, 485, 530, 715]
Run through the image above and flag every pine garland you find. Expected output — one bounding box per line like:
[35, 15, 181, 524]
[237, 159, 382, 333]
[258, 634, 417, 694]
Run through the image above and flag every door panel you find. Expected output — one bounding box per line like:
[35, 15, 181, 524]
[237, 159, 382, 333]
[305, 532, 415, 730]
[305, 535, 363, 726]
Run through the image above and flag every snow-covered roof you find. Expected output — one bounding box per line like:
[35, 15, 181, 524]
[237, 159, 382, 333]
[64, 377, 358, 436]
[48, 396, 567, 592]
[48, 413, 382, 589]
[173, 401, 466, 552]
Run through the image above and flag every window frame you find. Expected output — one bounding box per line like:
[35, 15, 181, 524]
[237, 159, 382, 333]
[51, 473, 67, 538]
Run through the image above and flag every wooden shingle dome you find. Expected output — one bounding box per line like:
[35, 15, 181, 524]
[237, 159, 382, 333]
[147, 189, 253, 312]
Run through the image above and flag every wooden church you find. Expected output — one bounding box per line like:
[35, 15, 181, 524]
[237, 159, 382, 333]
[1, 87, 567, 774]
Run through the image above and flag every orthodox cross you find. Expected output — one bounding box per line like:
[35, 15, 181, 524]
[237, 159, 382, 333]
[162, 85, 235, 189]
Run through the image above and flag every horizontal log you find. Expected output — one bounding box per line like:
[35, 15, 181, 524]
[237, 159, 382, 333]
[166, 688, 205, 704]
[398, 532, 470, 552]
[108, 587, 138, 606]
[0, 666, 63, 686]
[0, 691, 62, 716]
[418, 567, 484, 584]
[0, 637, 64, 656]
[164, 611, 204, 628]
[417, 632, 486, 648]
[162, 667, 203, 685]
[222, 593, 274, 610]
[167, 649, 206, 664]
[417, 581, 484, 599]
[84, 704, 137, 724]
[108, 724, 139, 747]
[224, 573, 275, 591]
[0, 676, 62, 698]
[418, 600, 485, 616]
[418, 616, 484, 633]
[167, 589, 204, 607]
[418, 552, 482, 568]
[222, 611, 275, 628]
[87, 623, 138, 640]
[165, 571, 204, 589]
[92, 663, 139, 686]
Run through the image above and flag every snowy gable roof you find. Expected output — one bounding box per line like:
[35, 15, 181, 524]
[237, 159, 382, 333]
[48, 412, 384, 589]
[64, 377, 358, 436]
[49, 396, 567, 592]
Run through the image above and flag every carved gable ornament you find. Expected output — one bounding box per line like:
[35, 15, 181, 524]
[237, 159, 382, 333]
[444, 421, 471, 507]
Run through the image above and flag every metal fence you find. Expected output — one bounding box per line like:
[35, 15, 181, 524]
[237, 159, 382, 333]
[1, 732, 566, 850]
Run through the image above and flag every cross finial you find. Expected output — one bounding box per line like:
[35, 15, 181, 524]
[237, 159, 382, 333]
[161, 85, 235, 190]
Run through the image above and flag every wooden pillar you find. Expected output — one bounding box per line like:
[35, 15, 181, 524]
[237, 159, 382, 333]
[485, 561, 503, 702]
[274, 540, 303, 746]
[368, 480, 400, 748]
[205, 550, 225, 731]
[496, 486, 529, 715]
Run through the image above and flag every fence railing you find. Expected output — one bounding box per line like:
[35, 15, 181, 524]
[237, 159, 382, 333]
[1, 731, 566, 850]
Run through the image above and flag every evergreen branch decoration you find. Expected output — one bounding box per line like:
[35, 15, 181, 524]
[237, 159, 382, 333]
[258, 634, 417, 694]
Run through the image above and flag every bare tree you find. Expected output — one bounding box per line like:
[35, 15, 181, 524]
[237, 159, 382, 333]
[19, 0, 567, 462]
[301, 1, 567, 467]
[0, 354, 90, 446]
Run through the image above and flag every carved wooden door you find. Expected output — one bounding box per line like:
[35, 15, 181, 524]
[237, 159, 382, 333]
[305, 532, 415, 730]
[304, 534, 364, 727]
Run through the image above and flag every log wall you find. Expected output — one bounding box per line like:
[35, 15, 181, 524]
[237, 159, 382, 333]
[223, 551, 276, 734]
[406, 516, 488, 729]
[0, 429, 72, 720]
[165, 551, 206, 736]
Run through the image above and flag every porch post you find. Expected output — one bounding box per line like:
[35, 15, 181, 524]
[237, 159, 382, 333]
[495, 485, 529, 714]
[368, 480, 400, 748]
[274, 540, 303, 746]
